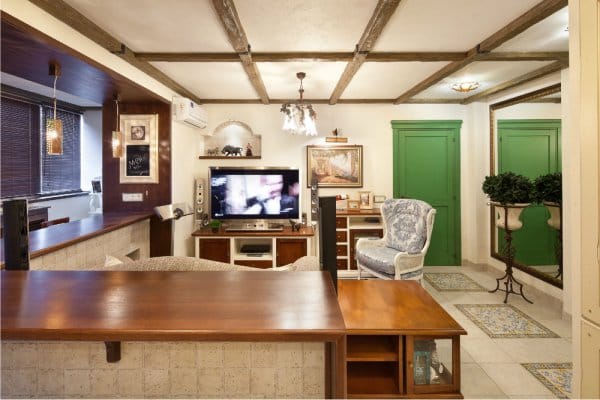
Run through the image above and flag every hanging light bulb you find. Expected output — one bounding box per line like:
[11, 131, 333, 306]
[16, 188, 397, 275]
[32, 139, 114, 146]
[112, 96, 123, 158]
[46, 62, 63, 155]
[280, 72, 318, 136]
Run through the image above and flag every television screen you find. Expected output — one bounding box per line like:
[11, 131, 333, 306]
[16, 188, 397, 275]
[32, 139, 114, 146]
[209, 167, 300, 220]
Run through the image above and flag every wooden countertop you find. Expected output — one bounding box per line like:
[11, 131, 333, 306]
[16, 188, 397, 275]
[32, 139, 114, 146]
[338, 280, 466, 336]
[0, 212, 153, 264]
[1, 270, 345, 342]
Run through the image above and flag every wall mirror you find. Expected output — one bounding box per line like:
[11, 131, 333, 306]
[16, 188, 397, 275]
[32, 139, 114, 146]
[489, 83, 562, 288]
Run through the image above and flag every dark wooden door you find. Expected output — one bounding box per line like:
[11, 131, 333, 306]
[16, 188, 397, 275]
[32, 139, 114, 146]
[198, 238, 230, 263]
[276, 238, 307, 266]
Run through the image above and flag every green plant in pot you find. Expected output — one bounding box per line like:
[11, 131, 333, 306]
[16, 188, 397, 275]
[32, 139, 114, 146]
[209, 219, 221, 233]
[534, 172, 562, 230]
[482, 172, 535, 231]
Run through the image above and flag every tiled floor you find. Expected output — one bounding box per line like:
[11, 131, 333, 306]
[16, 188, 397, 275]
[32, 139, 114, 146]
[421, 265, 572, 399]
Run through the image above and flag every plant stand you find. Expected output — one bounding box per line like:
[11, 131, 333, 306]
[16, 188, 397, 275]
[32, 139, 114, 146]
[489, 205, 533, 304]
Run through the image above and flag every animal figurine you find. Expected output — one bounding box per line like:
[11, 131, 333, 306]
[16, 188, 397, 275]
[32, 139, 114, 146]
[221, 145, 243, 156]
[206, 146, 219, 156]
[289, 219, 302, 232]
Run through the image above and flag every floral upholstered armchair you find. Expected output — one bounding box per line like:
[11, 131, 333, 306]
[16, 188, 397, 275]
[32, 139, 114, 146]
[356, 198, 436, 282]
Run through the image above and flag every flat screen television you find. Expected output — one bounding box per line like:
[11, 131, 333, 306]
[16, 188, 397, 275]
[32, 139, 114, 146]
[209, 166, 301, 222]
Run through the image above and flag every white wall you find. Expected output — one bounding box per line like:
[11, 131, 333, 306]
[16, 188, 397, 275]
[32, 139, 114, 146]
[80, 109, 103, 192]
[34, 195, 91, 222]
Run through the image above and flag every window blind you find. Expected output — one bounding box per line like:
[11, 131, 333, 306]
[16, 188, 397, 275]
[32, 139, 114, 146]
[0, 97, 40, 197]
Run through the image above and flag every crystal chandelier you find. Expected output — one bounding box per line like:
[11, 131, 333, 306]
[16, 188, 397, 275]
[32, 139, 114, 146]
[280, 72, 318, 136]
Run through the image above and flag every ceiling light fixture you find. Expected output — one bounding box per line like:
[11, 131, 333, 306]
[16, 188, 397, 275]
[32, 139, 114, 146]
[46, 62, 63, 155]
[280, 72, 318, 136]
[112, 96, 123, 158]
[451, 82, 480, 93]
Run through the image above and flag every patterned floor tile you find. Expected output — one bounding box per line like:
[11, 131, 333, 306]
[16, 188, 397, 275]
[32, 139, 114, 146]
[455, 304, 559, 339]
[522, 362, 572, 399]
[424, 273, 487, 292]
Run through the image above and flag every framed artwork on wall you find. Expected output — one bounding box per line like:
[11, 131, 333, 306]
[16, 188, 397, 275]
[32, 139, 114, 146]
[119, 114, 159, 184]
[306, 145, 363, 188]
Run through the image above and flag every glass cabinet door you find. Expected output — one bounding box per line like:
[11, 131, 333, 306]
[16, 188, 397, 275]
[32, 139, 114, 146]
[406, 336, 461, 395]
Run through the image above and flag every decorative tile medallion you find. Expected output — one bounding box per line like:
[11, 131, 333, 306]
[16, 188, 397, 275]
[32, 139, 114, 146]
[455, 304, 559, 338]
[522, 362, 572, 398]
[424, 273, 486, 292]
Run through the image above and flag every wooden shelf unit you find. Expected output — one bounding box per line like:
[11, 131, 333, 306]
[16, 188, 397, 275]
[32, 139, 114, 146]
[339, 280, 466, 399]
[192, 226, 314, 268]
[335, 209, 383, 276]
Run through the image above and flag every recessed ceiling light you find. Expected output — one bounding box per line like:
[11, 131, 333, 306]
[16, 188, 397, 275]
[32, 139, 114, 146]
[451, 82, 480, 93]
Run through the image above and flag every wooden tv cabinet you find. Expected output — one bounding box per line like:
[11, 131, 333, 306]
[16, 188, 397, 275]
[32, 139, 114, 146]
[192, 226, 314, 268]
[338, 280, 467, 398]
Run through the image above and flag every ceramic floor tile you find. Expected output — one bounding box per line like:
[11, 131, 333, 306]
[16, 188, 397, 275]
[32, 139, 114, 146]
[460, 363, 506, 397]
[538, 319, 572, 339]
[460, 337, 514, 363]
[514, 301, 564, 321]
[479, 363, 556, 397]
[455, 317, 491, 339]
[492, 338, 572, 363]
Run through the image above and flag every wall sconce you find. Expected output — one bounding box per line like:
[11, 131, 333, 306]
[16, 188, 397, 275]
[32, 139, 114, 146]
[46, 62, 63, 155]
[112, 96, 123, 158]
[154, 202, 194, 222]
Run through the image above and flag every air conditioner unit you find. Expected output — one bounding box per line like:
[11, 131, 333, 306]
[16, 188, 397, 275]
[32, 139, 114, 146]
[172, 96, 208, 129]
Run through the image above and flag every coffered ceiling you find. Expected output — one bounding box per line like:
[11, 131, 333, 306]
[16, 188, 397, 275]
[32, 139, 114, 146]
[12, 0, 569, 105]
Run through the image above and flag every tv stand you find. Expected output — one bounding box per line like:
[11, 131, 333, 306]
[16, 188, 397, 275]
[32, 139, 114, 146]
[225, 222, 284, 232]
[192, 226, 314, 268]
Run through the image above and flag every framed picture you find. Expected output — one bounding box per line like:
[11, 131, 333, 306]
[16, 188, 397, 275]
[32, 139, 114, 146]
[373, 195, 386, 203]
[306, 145, 363, 188]
[359, 191, 373, 209]
[348, 200, 360, 211]
[119, 114, 159, 184]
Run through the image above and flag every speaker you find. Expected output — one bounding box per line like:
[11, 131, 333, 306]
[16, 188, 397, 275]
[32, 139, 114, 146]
[318, 196, 337, 292]
[2, 198, 30, 270]
[310, 178, 319, 222]
[194, 177, 205, 224]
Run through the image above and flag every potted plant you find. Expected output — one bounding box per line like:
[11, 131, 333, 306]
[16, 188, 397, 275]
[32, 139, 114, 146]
[534, 172, 562, 229]
[482, 172, 535, 231]
[209, 219, 221, 233]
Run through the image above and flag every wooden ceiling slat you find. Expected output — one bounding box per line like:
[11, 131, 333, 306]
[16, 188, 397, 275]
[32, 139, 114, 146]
[196, 98, 464, 104]
[25, 0, 203, 104]
[329, 0, 402, 104]
[211, 0, 269, 104]
[393, 0, 567, 104]
[461, 61, 566, 104]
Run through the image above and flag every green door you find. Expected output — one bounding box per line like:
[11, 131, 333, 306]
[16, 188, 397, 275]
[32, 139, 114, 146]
[392, 120, 461, 266]
[498, 119, 561, 265]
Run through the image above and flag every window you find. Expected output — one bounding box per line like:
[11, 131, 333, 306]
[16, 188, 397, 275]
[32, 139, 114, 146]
[1, 94, 82, 198]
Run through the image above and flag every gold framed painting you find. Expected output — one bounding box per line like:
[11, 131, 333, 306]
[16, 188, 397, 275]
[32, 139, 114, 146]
[306, 145, 363, 188]
[119, 114, 159, 184]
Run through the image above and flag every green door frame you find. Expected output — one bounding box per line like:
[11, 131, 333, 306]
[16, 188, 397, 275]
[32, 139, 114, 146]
[391, 120, 462, 265]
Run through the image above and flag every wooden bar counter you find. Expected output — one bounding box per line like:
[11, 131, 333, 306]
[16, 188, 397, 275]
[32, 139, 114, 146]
[1, 270, 347, 398]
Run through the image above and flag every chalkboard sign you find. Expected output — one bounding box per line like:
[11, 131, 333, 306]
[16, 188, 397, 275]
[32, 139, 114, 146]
[126, 145, 150, 176]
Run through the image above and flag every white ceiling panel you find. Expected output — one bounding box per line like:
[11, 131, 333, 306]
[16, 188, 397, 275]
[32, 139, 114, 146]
[150, 62, 257, 99]
[495, 8, 569, 52]
[236, 0, 377, 52]
[414, 60, 555, 99]
[63, 0, 232, 52]
[342, 62, 450, 99]
[374, 0, 541, 52]
[257, 62, 347, 99]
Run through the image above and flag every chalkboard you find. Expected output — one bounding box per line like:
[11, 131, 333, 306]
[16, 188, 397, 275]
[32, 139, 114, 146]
[126, 145, 150, 176]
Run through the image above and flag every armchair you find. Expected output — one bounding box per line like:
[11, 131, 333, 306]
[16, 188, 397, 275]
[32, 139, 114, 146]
[356, 198, 436, 282]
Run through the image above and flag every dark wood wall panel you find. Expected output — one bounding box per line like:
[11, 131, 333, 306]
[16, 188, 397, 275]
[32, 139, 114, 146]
[102, 101, 172, 256]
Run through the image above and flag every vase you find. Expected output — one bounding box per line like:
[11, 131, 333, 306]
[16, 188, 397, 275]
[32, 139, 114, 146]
[543, 201, 561, 230]
[491, 202, 530, 231]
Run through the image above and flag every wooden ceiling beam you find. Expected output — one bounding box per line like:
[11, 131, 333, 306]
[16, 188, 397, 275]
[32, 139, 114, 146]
[197, 98, 463, 104]
[461, 60, 565, 104]
[475, 51, 569, 61]
[393, 0, 568, 104]
[329, 0, 402, 105]
[478, 0, 568, 52]
[27, 0, 203, 103]
[134, 51, 467, 62]
[211, 0, 269, 104]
